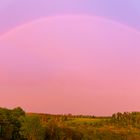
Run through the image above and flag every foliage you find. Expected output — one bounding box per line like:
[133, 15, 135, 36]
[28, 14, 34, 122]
[20, 115, 45, 140]
[1, 107, 140, 139]
[0, 107, 25, 140]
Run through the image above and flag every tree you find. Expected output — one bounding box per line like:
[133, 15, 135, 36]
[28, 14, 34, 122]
[12, 107, 25, 118]
[20, 115, 45, 140]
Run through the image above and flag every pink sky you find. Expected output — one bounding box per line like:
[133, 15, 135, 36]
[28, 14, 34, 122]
[0, 15, 140, 116]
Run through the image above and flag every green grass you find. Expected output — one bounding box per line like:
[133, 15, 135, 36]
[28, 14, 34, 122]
[66, 117, 108, 126]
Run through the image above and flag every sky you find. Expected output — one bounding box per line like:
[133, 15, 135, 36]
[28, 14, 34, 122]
[0, 1, 140, 116]
[0, 0, 140, 34]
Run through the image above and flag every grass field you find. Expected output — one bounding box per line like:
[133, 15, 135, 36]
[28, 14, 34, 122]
[66, 117, 106, 125]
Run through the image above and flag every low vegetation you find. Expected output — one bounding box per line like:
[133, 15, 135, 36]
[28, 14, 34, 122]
[0, 107, 140, 139]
